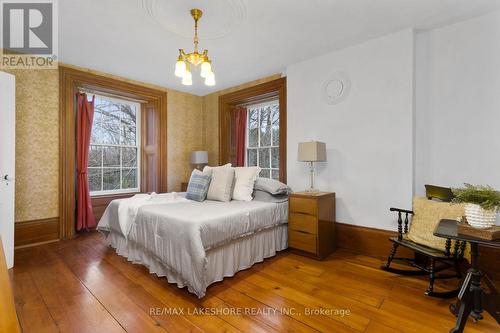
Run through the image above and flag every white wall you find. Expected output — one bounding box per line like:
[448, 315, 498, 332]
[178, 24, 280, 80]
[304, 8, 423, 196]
[287, 30, 415, 231]
[415, 11, 500, 195]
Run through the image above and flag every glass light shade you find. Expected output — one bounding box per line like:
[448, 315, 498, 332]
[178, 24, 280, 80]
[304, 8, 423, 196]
[182, 69, 192, 85]
[204, 72, 215, 86]
[175, 60, 186, 78]
[200, 61, 212, 78]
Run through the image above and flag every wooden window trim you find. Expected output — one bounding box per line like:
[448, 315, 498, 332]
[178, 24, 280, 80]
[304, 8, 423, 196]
[219, 77, 287, 182]
[59, 66, 167, 240]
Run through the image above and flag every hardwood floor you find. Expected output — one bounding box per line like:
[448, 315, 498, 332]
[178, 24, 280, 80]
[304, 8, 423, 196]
[9, 232, 499, 333]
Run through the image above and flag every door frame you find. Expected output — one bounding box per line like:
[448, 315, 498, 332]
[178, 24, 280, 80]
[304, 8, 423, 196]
[0, 71, 15, 268]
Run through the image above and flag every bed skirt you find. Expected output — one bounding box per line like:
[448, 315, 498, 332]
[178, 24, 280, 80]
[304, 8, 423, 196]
[104, 224, 288, 296]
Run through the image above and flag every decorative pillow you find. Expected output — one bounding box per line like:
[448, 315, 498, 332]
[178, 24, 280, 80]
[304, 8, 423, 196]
[203, 164, 235, 202]
[202, 163, 231, 177]
[185, 170, 211, 202]
[232, 167, 261, 201]
[406, 196, 469, 260]
[254, 178, 292, 195]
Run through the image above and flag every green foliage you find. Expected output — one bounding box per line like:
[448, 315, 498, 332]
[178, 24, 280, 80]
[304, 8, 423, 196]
[452, 184, 500, 211]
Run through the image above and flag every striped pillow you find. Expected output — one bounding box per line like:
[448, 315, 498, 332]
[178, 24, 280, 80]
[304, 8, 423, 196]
[185, 170, 212, 202]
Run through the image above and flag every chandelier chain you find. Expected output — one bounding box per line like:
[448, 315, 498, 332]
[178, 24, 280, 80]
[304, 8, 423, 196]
[193, 15, 199, 52]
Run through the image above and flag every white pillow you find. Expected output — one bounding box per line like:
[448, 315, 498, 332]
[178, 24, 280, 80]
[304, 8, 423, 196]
[232, 167, 261, 201]
[203, 164, 234, 202]
[202, 163, 231, 177]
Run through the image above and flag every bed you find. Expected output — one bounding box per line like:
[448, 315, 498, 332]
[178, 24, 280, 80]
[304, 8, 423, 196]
[97, 192, 288, 298]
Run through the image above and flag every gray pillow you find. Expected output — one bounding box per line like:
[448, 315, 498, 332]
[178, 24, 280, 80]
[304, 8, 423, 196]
[254, 178, 292, 195]
[185, 170, 211, 202]
[252, 189, 289, 203]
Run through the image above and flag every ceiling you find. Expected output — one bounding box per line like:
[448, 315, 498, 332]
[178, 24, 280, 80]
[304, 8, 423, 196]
[59, 0, 500, 96]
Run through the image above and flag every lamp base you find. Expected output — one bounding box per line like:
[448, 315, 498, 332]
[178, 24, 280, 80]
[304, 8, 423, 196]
[193, 163, 207, 171]
[306, 161, 319, 193]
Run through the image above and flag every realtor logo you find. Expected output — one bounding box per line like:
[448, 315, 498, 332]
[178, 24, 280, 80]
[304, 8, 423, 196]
[0, 0, 58, 69]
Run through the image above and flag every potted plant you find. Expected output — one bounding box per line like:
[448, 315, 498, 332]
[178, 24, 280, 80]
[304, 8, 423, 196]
[452, 184, 500, 229]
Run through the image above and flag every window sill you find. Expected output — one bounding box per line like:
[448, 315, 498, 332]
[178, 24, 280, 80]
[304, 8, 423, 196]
[90, 191, 140, 199]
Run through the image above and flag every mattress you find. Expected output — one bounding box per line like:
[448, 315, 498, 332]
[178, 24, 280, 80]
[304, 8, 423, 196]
[97, 195, 288, 297]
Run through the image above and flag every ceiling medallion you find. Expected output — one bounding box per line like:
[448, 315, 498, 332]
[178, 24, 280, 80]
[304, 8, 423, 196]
[174, 9, 215, 86]
[321, 73, 351, 105]
[142, 0, 247, 40]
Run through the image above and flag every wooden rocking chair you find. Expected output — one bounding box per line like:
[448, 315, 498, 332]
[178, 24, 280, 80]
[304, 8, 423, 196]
[381, 185, 468, 298]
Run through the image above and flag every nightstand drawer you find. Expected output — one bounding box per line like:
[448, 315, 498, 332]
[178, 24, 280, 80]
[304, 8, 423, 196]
[288, 230, 317, 254]
[289, 213, 318, 234]
[289, 197, 317, 215]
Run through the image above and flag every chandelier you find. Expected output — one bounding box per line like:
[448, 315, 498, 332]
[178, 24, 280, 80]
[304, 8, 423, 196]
[175, 9, 215, 86]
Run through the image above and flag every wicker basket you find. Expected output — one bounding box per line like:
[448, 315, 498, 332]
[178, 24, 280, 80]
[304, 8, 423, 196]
[464, 203, 497, 229]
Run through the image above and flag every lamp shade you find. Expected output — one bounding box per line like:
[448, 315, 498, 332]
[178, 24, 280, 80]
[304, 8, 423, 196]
[298, 141, 326, 162]
[175, 59, 186, 78]
[200, 60, 212, 78]
[204, 72, 215, 86]
[190, 151, 208, 164]
[181, 69, 192, 85]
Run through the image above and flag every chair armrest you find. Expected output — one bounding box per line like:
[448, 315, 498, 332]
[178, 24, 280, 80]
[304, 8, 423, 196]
[389, 208, 414, 240]
[389, 207, 414, 214]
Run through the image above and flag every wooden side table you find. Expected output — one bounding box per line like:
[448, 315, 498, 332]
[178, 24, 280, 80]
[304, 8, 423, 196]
[434, 219, 500, 333]
[181, 182, 188, 192]
[288, 191, 336, 259]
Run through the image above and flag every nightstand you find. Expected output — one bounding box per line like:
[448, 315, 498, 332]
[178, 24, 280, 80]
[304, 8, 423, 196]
[288, 191, 336, 259]
[181, 182, 188, 192]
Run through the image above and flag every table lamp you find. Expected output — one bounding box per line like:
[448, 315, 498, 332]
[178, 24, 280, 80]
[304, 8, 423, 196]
[190, 151, 208, 171]
[298, 141, 326, 192]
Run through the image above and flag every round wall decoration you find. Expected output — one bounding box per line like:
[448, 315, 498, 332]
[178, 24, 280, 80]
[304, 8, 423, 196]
[142, 0, 247, 40]
[321, 73, 351, 105]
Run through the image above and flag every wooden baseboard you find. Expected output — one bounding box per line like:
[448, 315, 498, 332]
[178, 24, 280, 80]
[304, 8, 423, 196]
[15, 217, 59, 248]
[336, 222, 412, 258]
[335, 221, 500, 281]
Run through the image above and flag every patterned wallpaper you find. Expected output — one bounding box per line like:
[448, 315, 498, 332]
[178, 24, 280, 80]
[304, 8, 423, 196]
[166, 89, 204, 192]
[8, 64, 280, 223]
[6, 69, 60, 222]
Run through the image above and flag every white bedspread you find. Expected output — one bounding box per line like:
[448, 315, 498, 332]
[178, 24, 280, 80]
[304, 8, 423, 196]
[120, 193, 189, 237]
[97, 196, 287, 298]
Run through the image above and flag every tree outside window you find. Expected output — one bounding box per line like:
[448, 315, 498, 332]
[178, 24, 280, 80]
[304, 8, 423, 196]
[88, 95, 141, 195]
[246, 101, 279, 180]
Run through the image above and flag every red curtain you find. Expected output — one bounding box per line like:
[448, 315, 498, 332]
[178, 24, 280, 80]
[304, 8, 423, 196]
[76, 93, 96, 231]
[234, 107, 247, 167]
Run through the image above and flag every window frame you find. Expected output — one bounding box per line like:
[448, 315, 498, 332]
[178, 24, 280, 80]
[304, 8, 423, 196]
[245, 99, 280, 180]
[88, 94, 142, 197]
[60, 66, 167, 240]
[219, 77, 287, 183]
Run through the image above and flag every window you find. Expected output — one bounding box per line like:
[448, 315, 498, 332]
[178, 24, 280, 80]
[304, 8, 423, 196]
[246, 100, 279, 180]
[88, 94, 141, 196]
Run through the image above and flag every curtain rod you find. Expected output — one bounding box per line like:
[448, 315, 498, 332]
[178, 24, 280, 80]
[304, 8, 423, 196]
[77, 87, 148, 104]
